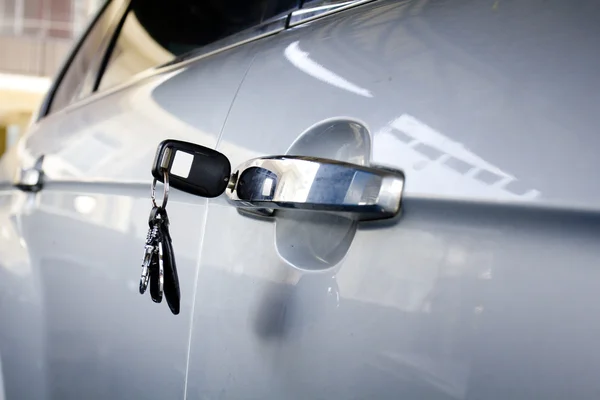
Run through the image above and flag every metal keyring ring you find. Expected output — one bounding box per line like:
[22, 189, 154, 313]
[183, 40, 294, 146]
[151, 170, 169, 209]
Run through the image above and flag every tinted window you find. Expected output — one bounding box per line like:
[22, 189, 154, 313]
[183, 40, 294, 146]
[48, 0, 128, 113]
[98, 0, 299, 91]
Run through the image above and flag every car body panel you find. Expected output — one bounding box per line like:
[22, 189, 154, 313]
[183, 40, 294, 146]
[0, 39, 256, 399]
[0, 190, 47, 400]
[186, 0, 600, 399]
[217, 0, 600, 209]
[1, 0, 600, 399]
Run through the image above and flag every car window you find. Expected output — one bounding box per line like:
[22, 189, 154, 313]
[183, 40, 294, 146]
[48, 0, 128, 114]
[97, 0, 300, 91]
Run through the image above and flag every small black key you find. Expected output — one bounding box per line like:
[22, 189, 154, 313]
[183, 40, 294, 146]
[148, 209, 164, 304]
[148, 246, 163, 303]
[152, 139, 231, 198]
[157, 208, 180, 315]
[140, 206, 161, 294]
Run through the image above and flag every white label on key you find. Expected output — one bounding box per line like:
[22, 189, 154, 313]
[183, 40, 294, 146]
[262, 178, 274, 196]
[170, 150, 194, 179]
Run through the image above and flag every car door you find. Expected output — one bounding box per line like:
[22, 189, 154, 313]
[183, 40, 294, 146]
[1, 0, 298, 399]
[0, 3, 129, 398]
[185, 0, 600, 399]
[0, 147, 43, 400]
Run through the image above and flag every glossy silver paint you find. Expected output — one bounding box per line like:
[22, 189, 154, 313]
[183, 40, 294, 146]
[0, 38, 258, 399]
[2, 0, 600, 399]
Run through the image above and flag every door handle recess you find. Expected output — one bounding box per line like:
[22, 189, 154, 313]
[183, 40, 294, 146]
[225, 156, 404, 221]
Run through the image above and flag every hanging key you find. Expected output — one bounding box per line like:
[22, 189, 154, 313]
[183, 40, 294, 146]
[151, 139, 231, 198]
[139, 206, 160, 295]
[139, 170, 169, 307]
[156, 207, 180, 315]
[140, 139, 230, 314]
[139, 158, 182, 314]
[148, 208, 164, 304]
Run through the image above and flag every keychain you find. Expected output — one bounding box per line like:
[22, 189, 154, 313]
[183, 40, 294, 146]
[139, 139, 231, 315]
[139, 167, 180, 315]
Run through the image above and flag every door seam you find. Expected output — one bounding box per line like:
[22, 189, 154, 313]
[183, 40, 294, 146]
[182, 48, 256, 400]
[182, 198, 209, 400]
[214, 51, 257, 150]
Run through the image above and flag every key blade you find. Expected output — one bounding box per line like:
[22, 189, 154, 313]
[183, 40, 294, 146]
[149, 256, 163, 303]
[159, 219, 180, 315]
[152, 139, 231, 198]
[157, 241, 165, 299]
[139, 254, 151, 294]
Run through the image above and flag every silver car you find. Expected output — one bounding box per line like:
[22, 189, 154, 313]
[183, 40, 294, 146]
[1, 0, 600, 398]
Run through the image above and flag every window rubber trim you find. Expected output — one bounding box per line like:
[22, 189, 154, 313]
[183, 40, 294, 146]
[91, 0, 132, 92]
[36, 0, 113, 121]
[35, 2, 301, 116]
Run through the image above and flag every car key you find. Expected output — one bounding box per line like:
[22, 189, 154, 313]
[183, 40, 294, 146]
[139, 139, 230, 314]
[148, 209, 164, 304]
[148, 249, 163, 303]
[139, 206, 161, 294]
[139, 158, 180, 313]
[157, 207, 180, 315]
[151, 139, 231, 198]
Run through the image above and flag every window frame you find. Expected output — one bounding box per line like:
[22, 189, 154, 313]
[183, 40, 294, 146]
[36, 0, 130, 120]
[37, 0, 308, 121]
[92, 0, 299, 91]
[91, 0, 132, 92]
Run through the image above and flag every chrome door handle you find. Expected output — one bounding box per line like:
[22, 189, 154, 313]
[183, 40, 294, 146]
[225, 156, 404, 221]
[14, 155, 45, 193]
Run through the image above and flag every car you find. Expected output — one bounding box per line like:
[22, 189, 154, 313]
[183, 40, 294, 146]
[1, 0, 600, 398]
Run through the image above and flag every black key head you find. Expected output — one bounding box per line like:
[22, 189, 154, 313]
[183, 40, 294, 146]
[152, 139, 231, 198]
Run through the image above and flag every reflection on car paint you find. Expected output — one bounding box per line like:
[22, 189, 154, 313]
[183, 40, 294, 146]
[284, 41, 373, 98]
[373, 114, 541, 201]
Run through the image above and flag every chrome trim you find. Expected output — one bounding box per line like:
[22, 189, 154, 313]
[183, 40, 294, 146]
[151, 170, 169, 209]
[157, 239, 165, 300]
[162, 14, 288, 68]
[288, 0, 376, 27]
[14, 155, 45, 193]
[139, 244, 153, 294]
[159, 147, 172, 171]
[226, 156, 404, 221]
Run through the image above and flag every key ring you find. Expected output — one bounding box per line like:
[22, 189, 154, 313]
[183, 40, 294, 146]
[151, 170, 169, 209]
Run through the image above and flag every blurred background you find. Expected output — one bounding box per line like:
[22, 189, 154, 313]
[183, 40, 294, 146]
[0, 0, 101, 157]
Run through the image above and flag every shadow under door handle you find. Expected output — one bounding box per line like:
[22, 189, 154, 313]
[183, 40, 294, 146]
[225, 156, 404, 221]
